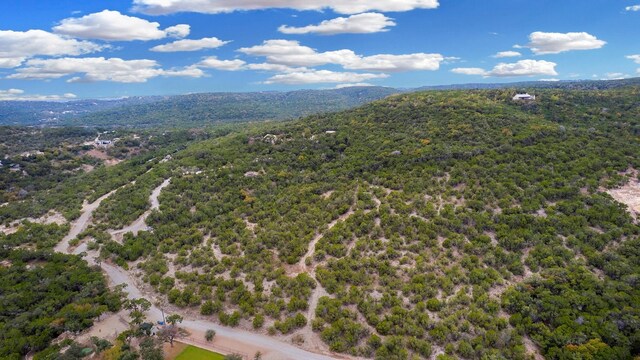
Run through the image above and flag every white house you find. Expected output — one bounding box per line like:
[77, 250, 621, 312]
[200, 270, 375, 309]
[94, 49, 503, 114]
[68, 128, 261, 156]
[513, 93, 536, 101]
[95, 139, 113, 147]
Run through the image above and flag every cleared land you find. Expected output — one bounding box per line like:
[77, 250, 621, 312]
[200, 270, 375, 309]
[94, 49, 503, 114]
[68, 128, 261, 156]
[175, 345, 225, 360]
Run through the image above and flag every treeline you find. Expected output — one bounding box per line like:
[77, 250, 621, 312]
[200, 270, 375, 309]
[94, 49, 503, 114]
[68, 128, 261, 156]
[0, 223, 121, 358]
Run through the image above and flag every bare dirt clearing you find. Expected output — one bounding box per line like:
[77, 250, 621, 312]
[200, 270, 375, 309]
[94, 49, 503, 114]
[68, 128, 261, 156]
[607, 178, 640, 219]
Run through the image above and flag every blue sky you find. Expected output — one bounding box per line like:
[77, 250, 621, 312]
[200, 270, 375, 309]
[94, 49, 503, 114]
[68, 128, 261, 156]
[0, 0, 638, 99]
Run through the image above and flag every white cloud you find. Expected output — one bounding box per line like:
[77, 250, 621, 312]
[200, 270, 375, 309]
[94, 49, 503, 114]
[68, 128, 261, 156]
[493, 51, 521, 58]
[452, 60, 558, 77]
[264, 69, 388, 84]
[334, 83, 374, 88]
[133, 0, 439, 15]
[0, 58, 27, 68]
[198, 56, 247, 71]
[625, 5, 640, 11]
[627, 55, 640, 64]
[239, 40, 352, 67]
[239, 39, 444, 72]
[539, 78, 559, 82]
[0, 88, 77, 101]
[489, 60, 558, 77]
[8, 57, 204, 83]
[603, 72, 629, 80]
[345, 53, 443, 72]
[526, 32, 606, 55]
[245, 63, 306, 73]
[451, 67, 487, 75]
[279, 13, 395, 35]
[165, 24, 191, 38]
[151, 37, 230, 52]
[163, 66, 206, 78]
[53, 10, 190, 41]
[191, 55, 389, 85]
[626, 55, 640, 74]
[0, 29, 102, 68]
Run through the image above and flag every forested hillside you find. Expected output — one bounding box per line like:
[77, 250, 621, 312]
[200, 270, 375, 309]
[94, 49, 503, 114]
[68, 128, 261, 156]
[0, 222, 121, 359]
[85, 88, 640, 359]
[0, 97, 159, 126]
[66, 87, 399, 128]
[417, 77, 640, 91]
[2, 88, 640, 359]
[0, 87, 397, 127]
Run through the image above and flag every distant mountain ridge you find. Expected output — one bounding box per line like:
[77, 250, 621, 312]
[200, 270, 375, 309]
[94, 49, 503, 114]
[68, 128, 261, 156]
[1, 77, 639, 127]
[415, 77, 640, 91]
[0, 96, 161, 126]
[64, 86, 400, 128]
[0, 87, 399, 127]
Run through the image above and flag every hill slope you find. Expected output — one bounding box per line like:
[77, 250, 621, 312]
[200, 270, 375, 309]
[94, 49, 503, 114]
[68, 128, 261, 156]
[3, 88, 640, 359]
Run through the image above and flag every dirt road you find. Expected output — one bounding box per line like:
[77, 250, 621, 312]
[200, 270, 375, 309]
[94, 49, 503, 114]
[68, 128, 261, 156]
[56, 179, 347, 360]
[109, 178, 172, 242]
[102, 257, 341, 360]
[54, 190, 118, 253]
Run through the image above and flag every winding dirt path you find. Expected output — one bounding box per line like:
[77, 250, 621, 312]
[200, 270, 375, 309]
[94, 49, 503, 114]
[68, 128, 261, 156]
[109, 178, 171, 242]
[298, 185, 359, 274]
[295, 185, 361, 353]
[54, 190, 118, 253]
[55, 179, 352, 360]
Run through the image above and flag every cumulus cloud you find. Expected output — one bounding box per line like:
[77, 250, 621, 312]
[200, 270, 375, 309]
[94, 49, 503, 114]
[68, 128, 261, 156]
[239, 39, 444, 72]
[132, 0, 439, 15]
[264, 69, 388, 84]
[452, 60, 558, 77]
[53, 10, 190, 41]
[526, 32, 606, 55]
[245, 63, 306, 73]
[8, 57, 204, 83]
[451, 67, 487, 75]
[627, 55, 640, 64]
[151, 37, 230, 52]
[239, 40, 352, 67]
[334, 83, 374, 89]
[489, 60, 558, 77]
[626, 55, 640, 74]
[0, 29, 102, 68]
[165, 24, 191, 38]
[0, 88, 77, 101]
[493, 51, 521, 58]
[603, 72, 629, 80]
[346, 53, 443, 71]
[279, 13, 395, 35]
[625, 5, 640, 11]
[198, 56, 247, 71]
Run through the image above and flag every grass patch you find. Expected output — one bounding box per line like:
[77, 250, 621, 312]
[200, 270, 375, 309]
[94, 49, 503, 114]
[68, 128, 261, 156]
[175, 345, 225, 360]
